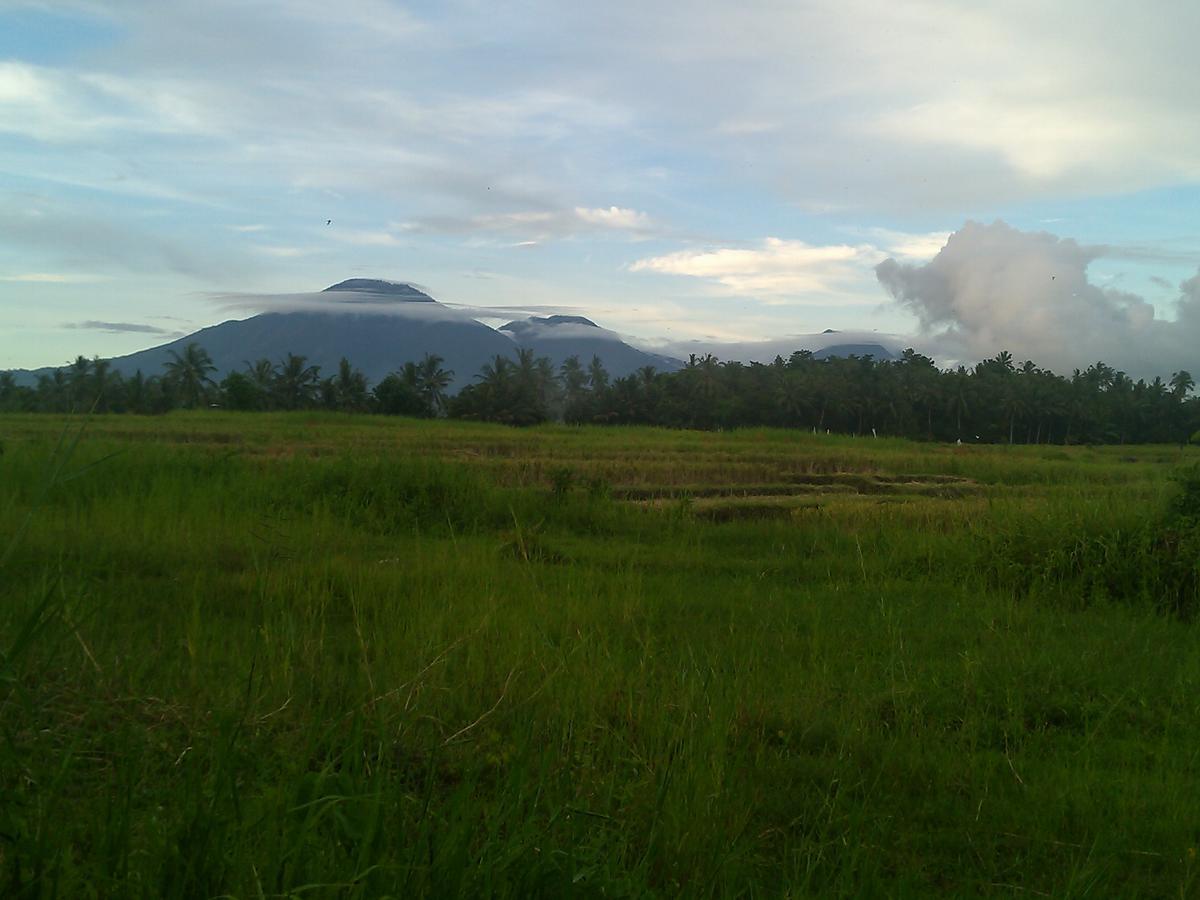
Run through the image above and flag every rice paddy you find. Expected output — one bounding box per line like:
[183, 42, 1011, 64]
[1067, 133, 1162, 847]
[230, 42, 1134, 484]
[2, 412, 1198, 897]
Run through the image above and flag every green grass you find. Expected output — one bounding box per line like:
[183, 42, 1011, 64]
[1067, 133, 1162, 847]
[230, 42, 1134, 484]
[2, 412, 1199, 897]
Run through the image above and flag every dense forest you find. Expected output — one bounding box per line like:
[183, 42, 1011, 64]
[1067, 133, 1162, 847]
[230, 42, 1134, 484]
[3, 343, 1198, 444]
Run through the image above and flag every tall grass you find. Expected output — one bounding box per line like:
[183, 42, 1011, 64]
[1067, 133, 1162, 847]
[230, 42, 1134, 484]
[1, 412, 1198, 896]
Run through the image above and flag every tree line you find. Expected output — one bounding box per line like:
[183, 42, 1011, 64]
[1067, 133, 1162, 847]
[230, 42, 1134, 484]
[2, 343, 1197, 444]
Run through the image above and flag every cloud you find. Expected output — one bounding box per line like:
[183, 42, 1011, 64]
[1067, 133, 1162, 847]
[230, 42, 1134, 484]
[0, 60, 213, 143]
[8, 1, 1200, 219]
[0, 193, 255, 280]
[398, 206, 657, 242]
[572, 206, 652, 231]
[443, 302, 593, 318]
[875, 220, 1200, 376]
[62, 320, 180, 336]
[0, 272, 108, 283]
[500, 318, 623, 343]
[330, 229, 408, 248]
[207, 289, 483, 325]
[852, 228, 951, 262]
[631, 238, 883, 297]
[537, 1, 1200, 209]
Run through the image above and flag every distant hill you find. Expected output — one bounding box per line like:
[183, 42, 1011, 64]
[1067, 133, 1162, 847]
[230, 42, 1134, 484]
[499, 315, 682, 378]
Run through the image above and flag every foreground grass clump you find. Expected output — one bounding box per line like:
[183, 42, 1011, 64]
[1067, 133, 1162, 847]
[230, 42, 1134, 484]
[2, 412, 1199, 897]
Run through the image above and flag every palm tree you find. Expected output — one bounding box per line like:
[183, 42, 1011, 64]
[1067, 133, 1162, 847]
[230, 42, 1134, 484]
[1170, 370, 1195, 398]
[586, 356, 610, 393]
[245, 358, 276, 409]
[775, 371, 812, 427]
[560, 356, 589, 422]
[163, 343, 216, 409]
[89, 358, 120, 412]
[417, 353, 454, 415]
[326, 357, 369, 412]
[510, 348, 554, 424]
[273, 353, 321, 410]
[65, 355, 93, 409]
[473, 355, 515, 421]
[534, 355, 559, 413]
[1001, 387, 1026, 445]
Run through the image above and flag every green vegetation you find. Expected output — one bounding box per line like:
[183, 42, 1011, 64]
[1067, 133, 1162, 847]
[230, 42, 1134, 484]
[5, 343, 1198, 444]
[2, 412, 1199, 897]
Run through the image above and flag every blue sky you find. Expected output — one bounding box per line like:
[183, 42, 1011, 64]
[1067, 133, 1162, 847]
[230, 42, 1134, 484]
[2, 0, 1199, 377]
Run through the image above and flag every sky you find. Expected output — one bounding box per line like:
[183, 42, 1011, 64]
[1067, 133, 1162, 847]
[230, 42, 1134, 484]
[2, 0, 1199, 378]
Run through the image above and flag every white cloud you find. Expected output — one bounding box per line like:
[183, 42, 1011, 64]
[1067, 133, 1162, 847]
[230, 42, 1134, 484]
[631, 238, 883, 297]
[573, 206, 652, 230]
[856, 228, 951, 262]
[529, 0, 1200, 208]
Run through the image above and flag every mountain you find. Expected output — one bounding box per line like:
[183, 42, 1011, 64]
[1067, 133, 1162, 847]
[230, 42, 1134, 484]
[499, 315, 682, 377]
[812, 342, 897, 361]
[91, 280, 517, 391]
[321, 279, 436, 301]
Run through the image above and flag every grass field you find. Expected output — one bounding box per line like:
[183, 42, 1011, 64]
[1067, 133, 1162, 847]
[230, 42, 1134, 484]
[2, 412, 1199, 897]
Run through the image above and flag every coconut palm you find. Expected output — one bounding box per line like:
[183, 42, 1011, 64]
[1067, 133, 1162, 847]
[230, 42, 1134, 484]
[1170, 370, 1195, 398]
[417, 353, 454, 415]
[89, 358, 121, 412]
[325, 357, 370, 412]
[163, 343, 216, 409]
[586, 355, 610, 393]
[273, 354, 321, 410]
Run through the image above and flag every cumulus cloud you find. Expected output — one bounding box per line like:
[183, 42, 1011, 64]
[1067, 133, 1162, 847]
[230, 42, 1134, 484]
[876, 220, 1200, 376]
